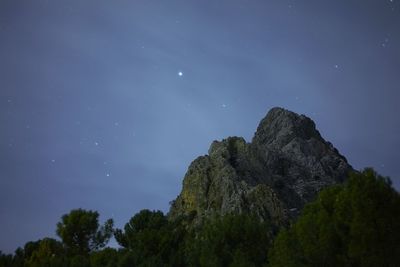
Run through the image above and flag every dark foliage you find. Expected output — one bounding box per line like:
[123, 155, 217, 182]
[187, 214, 272, 267]
[56, 209, 114, 256]
[269, 168, 400, 267]
[1, 168, 399, 267]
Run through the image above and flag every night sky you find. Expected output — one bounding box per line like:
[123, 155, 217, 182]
[1, 0, 399, 253]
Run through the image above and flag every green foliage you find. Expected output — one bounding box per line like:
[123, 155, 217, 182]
[56, 209, 114, 256]
[116, 250, 135, 267]
[189, 214, 271, 267]
[69, 255, 90, 267]
[22, 241, 41, 261]
[12, 247, 25, 267]
[115, 209, 187, 266]
[26, 238, 67, 267]
[90, 248, 119, 267]
[269, 168, 400, 267]
[114, 210, 272, 266]
[0, 251, 13, 267]
[115, 209, 167, 251]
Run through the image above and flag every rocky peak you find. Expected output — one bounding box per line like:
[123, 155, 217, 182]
[252, 107, 322, 149]
[169, 107, 353, 227]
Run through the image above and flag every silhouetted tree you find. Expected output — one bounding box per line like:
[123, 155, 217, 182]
[90, 247, 119, 267]
[69, 255, 90, 267]
[188, 214, 271, 267]
[26, 238, 67, 267]
[56, 209, 113, 256]
[0, 251, 13, 267]
[114, 209, 168, 265]
[269, 169, 400, 267]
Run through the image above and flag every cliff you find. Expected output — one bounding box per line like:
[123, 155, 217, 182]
[168, 107, 353, 227]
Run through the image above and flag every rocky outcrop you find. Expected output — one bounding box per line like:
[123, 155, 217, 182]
[168, 107, 353, 227]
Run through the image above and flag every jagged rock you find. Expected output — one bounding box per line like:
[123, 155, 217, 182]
[168, 107, 353, 227]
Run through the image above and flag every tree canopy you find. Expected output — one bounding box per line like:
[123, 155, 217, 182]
[56, 209, 113, 256]
[188, 214, 272, 267]
[269, 168, 400, 267]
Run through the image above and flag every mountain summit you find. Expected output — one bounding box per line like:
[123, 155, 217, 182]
[169, 107, 353, 226]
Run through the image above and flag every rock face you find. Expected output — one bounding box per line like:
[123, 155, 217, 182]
[168, 107, 353, 227]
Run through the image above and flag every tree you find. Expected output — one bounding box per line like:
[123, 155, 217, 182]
[269, 169, 400, 267]
[26, 238, 67, 267]
[56, 209, 113, 256]
[189, 214, 272, 267]
[0, 251, 13, 267]
[114, 209, 168, 265]
[90, 248, 119, 267]
[69, 255, 90, 267]
[12, 247, 25, 267]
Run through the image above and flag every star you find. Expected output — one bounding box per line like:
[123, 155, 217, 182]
[222, 104, 227, 108]
[94, 142, 99, 146]
[106, 173, 110, 177]
[178, 71, 183, 77]
[382, 38, 390, 47]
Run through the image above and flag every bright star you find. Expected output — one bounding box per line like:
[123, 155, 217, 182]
[178, 71, 183, 77]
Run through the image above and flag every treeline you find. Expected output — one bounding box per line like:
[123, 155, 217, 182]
[1, 169, 399, 267]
